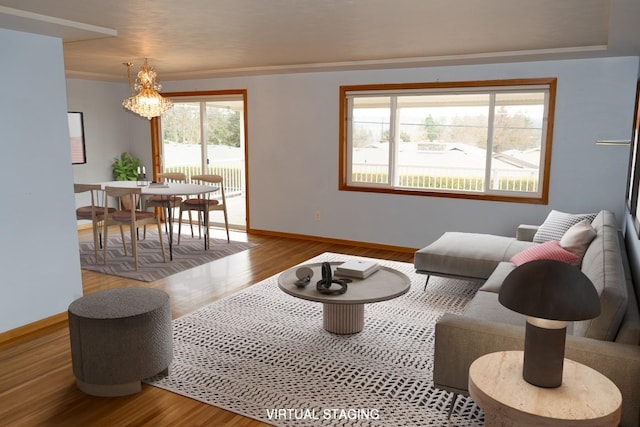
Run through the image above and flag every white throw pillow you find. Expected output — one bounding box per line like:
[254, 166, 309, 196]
[533, 210, 597, 243]
[560, 219, 597, 264]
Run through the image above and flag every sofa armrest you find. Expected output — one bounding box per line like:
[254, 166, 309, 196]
[516, 224, 539, 241]
[434, 313, 524, 394]
[434, 313, 640, 427]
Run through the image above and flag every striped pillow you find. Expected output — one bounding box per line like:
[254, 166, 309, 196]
[532, 210, 597, 243]
[510, 240, 579, 266]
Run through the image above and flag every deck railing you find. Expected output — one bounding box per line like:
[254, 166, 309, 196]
[352, 163, 539, 193]
[164, 159, 244, 197]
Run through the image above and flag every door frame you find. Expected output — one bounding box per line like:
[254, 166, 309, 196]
[150, 89, 250, 231]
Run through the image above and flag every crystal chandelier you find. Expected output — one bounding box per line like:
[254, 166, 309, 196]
[122, 59, 173, 120]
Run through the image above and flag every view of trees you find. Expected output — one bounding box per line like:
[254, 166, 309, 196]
[162, 102, 241, 147]
[353, 106, 541, 153]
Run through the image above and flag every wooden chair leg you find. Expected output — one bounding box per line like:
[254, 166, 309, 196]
[120, 225, 127, 256]
[91, 220, 100, 263]
[130, 224, 138, 270]
[223, 207, 230, 243]
[103, 222, 109, 265]
[157, 219, 167, 263]
[177, 208, 183, 244]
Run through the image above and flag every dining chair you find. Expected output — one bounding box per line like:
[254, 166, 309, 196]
[143, 172, 188, 239]
[177, 174, 230, 249]
[74, 183, 116, 263]
[103, 186, 167, 270]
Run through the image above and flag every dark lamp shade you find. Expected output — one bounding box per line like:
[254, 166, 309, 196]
[499, 259, 600, 321]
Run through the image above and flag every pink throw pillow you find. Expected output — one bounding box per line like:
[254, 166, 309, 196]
[510, 240, 579, 267]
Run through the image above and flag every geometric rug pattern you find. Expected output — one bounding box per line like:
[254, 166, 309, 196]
[146, 252, 485, 426]
[79, 230, 257, 282]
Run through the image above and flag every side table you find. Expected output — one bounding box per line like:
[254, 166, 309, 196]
[468, 351, 621, 427]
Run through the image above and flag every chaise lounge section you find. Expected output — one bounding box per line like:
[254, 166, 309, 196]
[415, 210, 640, 426]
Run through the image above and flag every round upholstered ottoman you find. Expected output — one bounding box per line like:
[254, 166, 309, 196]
[68, 287, 173, 397]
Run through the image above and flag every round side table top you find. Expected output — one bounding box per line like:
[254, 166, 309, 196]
[469, 351, 622, 426]
[278, 262, 410, 305]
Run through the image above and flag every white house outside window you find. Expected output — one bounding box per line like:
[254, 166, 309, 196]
[339, 78, 556, 204]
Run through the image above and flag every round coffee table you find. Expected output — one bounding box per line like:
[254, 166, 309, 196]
[278, 262, 410, 334]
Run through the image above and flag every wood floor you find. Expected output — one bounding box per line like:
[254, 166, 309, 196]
[0, 229, 414, 426]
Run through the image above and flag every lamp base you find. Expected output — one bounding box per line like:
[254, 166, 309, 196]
[523, 318, 567, 388]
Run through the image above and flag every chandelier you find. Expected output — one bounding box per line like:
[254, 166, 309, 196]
[122, 59, 173, 120]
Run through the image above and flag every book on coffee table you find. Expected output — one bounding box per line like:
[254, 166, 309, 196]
[335, 259, 381, 279]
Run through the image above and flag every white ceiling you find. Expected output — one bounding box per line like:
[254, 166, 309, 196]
[0, 0, 639, 82]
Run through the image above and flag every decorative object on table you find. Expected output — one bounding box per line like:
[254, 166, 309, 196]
[294, 266, 313, 288]
[136, 165, 149, 186]
[148, 181, 169, 188]
[335, 259, 381, 279]
[316, 262, 350, 295]
[498, 259, 600, 388]
[122, 59, 173, 120]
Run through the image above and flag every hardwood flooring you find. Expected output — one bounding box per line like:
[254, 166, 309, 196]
[0, 229, 414, 426]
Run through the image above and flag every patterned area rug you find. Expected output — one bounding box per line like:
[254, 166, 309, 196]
[79, 230, 257, 282]
[146, 253, 484, 426]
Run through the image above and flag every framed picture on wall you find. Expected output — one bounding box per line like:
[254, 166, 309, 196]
[68, 112, 86, 164]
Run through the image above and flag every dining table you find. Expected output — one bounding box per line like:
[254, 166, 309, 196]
[96, 180, 218, 260]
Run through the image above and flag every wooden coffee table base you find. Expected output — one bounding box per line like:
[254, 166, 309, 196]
[323, 303, 365, 334]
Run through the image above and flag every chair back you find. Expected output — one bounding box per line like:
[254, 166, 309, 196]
[74, 183, 101, 219]
[104, 186, 142, 215]
[157, 172, 187, 183]
[191, 174, 226, 202]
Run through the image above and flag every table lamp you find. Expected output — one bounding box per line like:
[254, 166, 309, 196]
[499, 259, 600, 388]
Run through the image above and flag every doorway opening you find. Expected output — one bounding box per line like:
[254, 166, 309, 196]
[153, 90, 248, 231]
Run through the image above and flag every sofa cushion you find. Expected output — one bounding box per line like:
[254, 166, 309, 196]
[533, 210, 598, 243]
[573, 211, 628, 341]
[463, 291, 526, 327]
[479, 262, 516, 293]
[560, 219, 597, 265]
[510, 240, 578, 266]
[414, 232, 518, 280]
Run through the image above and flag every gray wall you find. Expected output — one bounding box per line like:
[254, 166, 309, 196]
[162, 56, 640, 248]
[67, 78, 151, 184]
[3, 43, 635, 333]
[0, 29, 83, 332]
[67, 57, 640, 250]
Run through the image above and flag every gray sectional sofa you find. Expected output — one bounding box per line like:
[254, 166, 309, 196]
[414, 210, 640, 426]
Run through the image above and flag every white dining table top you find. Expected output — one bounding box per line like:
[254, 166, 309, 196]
[97, 181, 217, 196]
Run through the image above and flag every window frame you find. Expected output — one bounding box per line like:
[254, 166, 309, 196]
[339, 78, 557, 204]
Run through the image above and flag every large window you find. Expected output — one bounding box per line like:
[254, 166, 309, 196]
[339, 78, 556, 203]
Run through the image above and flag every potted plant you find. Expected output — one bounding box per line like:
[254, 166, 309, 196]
[111, 152, 141, 210]
[111, 152, 141, 181]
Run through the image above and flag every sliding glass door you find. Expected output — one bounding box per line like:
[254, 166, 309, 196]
[158, 92, 247, 230]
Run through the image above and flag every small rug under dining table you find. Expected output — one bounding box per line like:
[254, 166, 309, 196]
[146, 252, 485, 426]
[79, 229, 257, 282]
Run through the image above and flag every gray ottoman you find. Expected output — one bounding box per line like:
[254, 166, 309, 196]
[68, 287, 173, 397]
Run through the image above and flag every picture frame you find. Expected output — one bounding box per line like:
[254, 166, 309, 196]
[68, 111, 87, 164]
